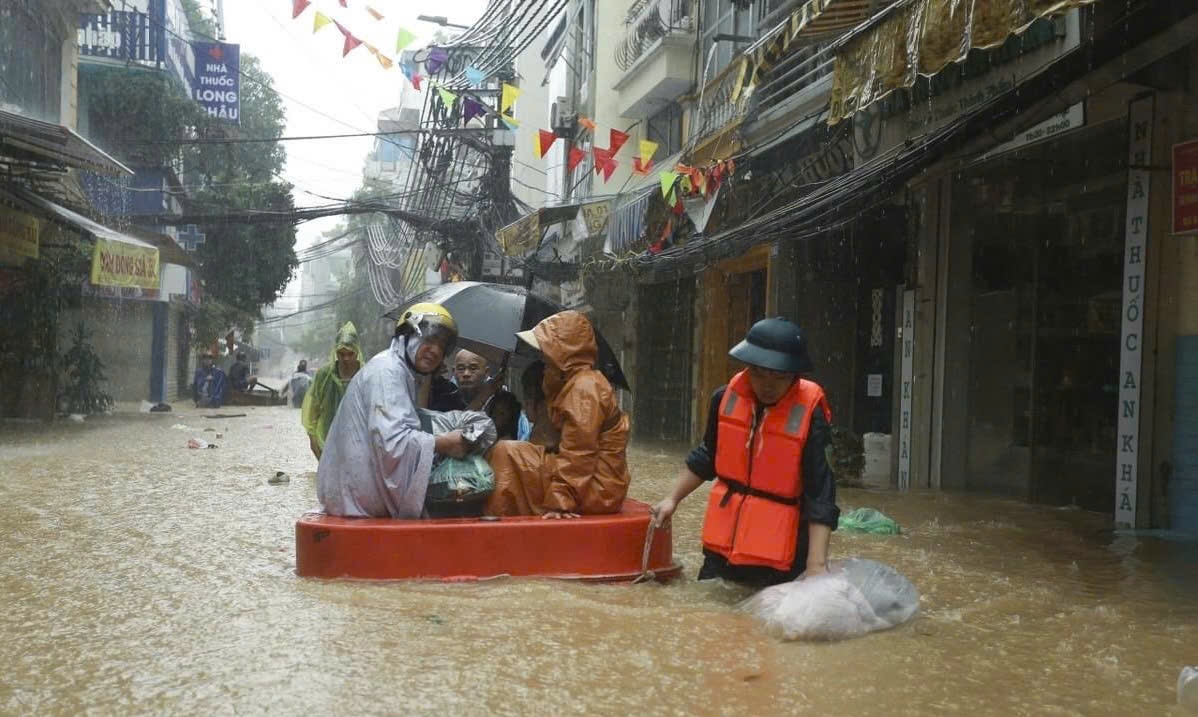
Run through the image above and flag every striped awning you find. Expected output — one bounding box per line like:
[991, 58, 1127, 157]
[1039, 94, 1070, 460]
[745, 0, 883, 93]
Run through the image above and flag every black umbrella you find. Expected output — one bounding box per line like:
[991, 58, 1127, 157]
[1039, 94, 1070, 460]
[388, 282, 629, 390]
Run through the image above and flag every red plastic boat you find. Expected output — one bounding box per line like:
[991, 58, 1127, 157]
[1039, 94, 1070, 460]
[295, 499, 682, 582]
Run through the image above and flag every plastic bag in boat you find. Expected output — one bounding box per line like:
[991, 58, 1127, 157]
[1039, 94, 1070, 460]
[739, 558, 919, 642]
[418, 409, 498, 453]
[418, 409, 497, 517]
[425, 455, 495, 517]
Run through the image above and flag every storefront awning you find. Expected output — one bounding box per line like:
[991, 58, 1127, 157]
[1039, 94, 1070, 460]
[827, 0, 1095, 125]
[0, 109, 132, 176]
[10, 187, 161, 290]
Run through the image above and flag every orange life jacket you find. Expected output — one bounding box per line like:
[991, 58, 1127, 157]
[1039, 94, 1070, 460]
[701, 370, 831, 571]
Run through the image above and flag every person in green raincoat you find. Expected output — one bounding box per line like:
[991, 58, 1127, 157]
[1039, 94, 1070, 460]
[302, 322, 364, 459]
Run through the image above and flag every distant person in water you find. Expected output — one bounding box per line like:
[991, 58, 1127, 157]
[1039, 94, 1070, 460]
[192, 354, 227, 409]
[282, 360, 312, 409]
[302, 322, 363, 460]
[228, 352, 258, 393]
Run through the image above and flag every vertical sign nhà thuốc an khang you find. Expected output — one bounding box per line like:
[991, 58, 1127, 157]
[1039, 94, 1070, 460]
[191, 42, 241, 124]
[1115, 96, 1153, 528]
[898, 288, 914, 492]
[1173, 138, 1198, 236]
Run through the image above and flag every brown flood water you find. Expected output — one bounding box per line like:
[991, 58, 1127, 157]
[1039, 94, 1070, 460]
[1, 405, 1195, 715]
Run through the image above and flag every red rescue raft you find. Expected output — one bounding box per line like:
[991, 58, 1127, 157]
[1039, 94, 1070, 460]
[295, 499, 682, 582]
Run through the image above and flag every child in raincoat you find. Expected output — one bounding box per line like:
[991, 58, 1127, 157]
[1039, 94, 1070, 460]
[485, 311, 631, 519]
[301, 322, 363, 459]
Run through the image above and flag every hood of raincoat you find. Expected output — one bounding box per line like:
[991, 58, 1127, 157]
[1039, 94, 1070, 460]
[530, 311, 598, 401]
[330, 321, 364, 366]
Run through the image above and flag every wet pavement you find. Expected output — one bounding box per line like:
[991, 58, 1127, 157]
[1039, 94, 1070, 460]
[1, 405, 1195, 715]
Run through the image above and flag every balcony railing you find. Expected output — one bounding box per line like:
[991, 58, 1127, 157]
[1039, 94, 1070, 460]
[688, 56, 754, 146]
[614, 0, 694, 72]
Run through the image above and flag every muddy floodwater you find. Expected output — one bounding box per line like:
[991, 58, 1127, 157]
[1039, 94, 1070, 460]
[1, 406, 1195, 715]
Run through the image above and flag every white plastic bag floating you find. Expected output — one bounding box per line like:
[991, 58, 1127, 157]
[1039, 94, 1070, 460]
[1180, 666, 1198, 711]
[739, 558, 920, 642]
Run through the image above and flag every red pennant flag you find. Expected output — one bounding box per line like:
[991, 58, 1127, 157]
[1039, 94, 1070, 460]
[632, 156, 654, 175]
[592, 146, 613, 175]
[536, 130, 558, 159]
[292, 0, 311, 18]
[610, 129, 630, 154]
[338, 0, 347, 6]
[568, 147, 585, 172]
[333, 21, 363, 56]
[410, 73, 423, 90]
[601, 160, 616, 183]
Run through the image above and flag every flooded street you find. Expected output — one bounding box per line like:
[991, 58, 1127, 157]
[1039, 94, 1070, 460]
[0, 407, 1192, 715]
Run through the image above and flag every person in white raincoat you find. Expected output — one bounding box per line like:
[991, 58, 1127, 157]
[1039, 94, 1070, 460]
[317, 303, 470, 518]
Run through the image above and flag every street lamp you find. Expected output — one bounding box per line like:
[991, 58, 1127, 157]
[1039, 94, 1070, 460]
[417, 14, 471, 30]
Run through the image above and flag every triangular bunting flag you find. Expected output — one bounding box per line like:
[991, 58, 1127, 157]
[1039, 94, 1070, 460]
[639, 139, 659, 162]
[395, 28, 417, 52]
[313, 11, 332, 32]
[660, 171, 679, 201]
[593, 147, 617, 179]
[333, 21, 362, 57]
[577, 116, 596, 131]
[568, 147, 586, 172]
[426, 47, 448, 74]
[536, 130, 558, 158]
[632, 157, 653, 175]
[601, 161, 616, 183]
[501, 83, 521, 115]
[436, 86, 457, 109]
[292, 0, 311, 19]
[374, 51, 394, 69]
[366, 6, 384, 20]
[465, 66, 486, 86]
[609, 129, 630, 154]
[338, 0, 347, 6]
[683, 186, 721, 233]
[462, 97, 485, 123]
[401, 65, 424, 90]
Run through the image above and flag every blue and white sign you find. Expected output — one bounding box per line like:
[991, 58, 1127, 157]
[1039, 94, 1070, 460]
[191, 42, 240, 124]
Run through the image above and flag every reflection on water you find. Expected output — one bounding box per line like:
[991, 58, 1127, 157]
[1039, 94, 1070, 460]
[1, 407, 1195, 715]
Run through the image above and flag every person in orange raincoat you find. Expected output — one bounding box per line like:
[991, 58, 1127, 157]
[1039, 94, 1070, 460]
[484, 311, 631, 519]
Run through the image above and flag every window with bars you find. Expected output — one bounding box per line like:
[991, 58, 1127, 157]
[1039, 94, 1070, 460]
[0, 1, 63, 122]
[646, 103, 683, 158]
[699, 0, 764, 81]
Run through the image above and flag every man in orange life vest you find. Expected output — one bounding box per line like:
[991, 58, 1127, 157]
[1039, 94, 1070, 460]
[652, 318, 839, 586]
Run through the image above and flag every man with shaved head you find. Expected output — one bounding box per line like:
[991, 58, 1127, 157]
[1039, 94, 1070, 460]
[453, 348, 520, 440]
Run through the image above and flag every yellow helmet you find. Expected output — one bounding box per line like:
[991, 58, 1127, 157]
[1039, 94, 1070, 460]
[397, 302, 458, 344]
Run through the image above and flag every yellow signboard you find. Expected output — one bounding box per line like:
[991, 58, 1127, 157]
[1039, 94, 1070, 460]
[497, 212, 541, 256]
[90, 237, 160, 290]
[0, 206, 40, 260]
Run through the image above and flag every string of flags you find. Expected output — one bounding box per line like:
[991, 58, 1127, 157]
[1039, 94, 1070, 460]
[288, 1, 736, 224]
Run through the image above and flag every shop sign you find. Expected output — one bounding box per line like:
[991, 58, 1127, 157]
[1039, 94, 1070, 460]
[580, 201, 611, 237]
[90, 237, 160, 290]
[1115, 96, 1153, 529]
[986, 103, 1085, 158]
[898, 289, 915, 492]
[0, 207, 39, 260]
[1172, 138, 1198, 236]
[191, 42, 241, 123]
[497, 212, 540, 256]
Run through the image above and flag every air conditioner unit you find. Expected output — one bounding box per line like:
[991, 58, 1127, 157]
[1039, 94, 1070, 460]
[551, 96, 576, 132]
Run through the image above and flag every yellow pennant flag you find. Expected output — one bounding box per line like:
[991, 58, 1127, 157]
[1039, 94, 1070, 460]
[501, 83, 521, 116]
[639, 139, 659, 162]
[436, 86, 457, 109]
[313, 11, 333, 32]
